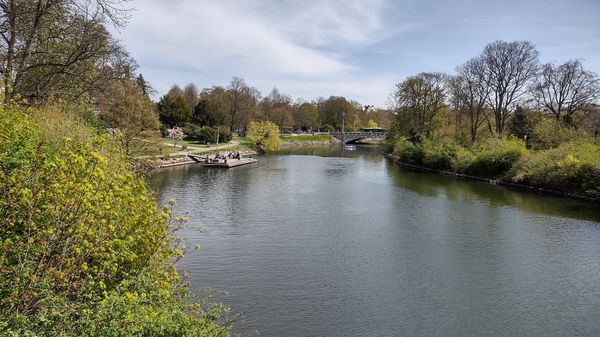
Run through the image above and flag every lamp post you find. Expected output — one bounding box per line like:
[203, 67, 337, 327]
[342, 111, 345, 144]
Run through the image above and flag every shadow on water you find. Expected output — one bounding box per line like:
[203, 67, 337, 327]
[383, 159, 600, 223]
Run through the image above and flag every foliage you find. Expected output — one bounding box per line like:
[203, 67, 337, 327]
[511, 142, 600, 197]
[193, 97, 226, 127]
[530, 117, 583, 150]
[392, 138, 461, 170]
[0, 104, 232, 336]
[466, 136, 528, 177]
[157, 95, 192, 128]
[247, 121, 282, 151]
[97, 79, 161, 155]
[508, 106, 536, 142]
[292, 103, 319, 129]
[217, 126, 233, 143]
[392, 72, 447, 138]
[182, 125, 232, 144]
[393, 136, 527, 177]
[320, 124, 334, 132]
[366, 119, 378, 128]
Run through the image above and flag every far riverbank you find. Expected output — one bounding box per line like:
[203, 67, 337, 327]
[387, 153, 600, 205]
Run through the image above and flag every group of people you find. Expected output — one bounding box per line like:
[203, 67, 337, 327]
[212, 151, 242, 161]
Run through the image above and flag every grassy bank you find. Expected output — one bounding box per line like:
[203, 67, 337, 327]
[280, 134, 333, 142]
[390, 137, 600, 199]
[0, 103, 232, 336]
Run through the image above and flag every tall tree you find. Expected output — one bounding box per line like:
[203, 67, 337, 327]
[479, 40, 539, 135]
[392, 72, 447, 139]
[193, 86, 227, 127]
[292, 102, 318, 130]
[135, 73, 155, 98]
[182, 83, 199, 109]
[320, 96, 354, 131]
[530, 59, 600, 126]
[97, 79, 160, 155]
[156, 94, 192, 128]
[166, 84, 184, 100]
[449, 58, 491, 142]
[225, 76, 259, 133]
[0, 0, 131, 103]
[258, 88, 293, 127]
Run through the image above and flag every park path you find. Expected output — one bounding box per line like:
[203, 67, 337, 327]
[135, 140, 241, 159]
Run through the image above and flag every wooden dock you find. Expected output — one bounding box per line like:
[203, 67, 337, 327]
[203, 157, 257, 168]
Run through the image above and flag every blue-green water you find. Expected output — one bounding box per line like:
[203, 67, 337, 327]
[150, 146, 600, 337]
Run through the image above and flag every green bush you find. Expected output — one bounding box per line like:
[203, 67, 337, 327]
[530, 118, 583, 150]
[320, 124, 334, 132]
[184, 125, 228, 144]
[466, 137, 527, 177]
[451, 146, 476, 172]
[247, 121, 282, 151]
[511, 142, 600, 197]
[182, 122, 200, 140]
[420, 139, 459, 170]
[216, 126, 233, 142]
[0, 105, 231, 336]
[393, 138, 424, 164]
[393, 138, 462, 171]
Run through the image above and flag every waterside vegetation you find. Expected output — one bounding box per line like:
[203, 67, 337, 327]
[387, 40, 600, 199]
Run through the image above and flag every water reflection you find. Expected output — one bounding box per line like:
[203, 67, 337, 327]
[384, 160, 600, 222]
[149, 145, 600, 337]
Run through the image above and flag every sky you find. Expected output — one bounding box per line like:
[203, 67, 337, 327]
[113, 0, 600, 107]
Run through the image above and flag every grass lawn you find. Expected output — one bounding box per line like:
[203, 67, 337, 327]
[280, 134, 333, 142]
[168, 139, 213, 148]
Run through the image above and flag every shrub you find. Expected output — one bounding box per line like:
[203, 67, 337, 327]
[393, 138, 424, 164]
[466, 136, 528, 177]
[511, 142, 600, 196]
[320, 124, 334, 132]
[451, 146, 476, 172]
[247, 121, 282, 151]
[420, 139, 458, 170]
[0, 105, 231, 336]
[182, 122, 200, 139]
[217, 126, 233, 142]
[393, 138, 461, 171]
[530, 118, 583, 150]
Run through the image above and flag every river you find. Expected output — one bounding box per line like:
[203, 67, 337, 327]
[149, 146, 600, 337]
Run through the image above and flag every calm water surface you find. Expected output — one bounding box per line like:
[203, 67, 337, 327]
[149, 146, 600, 337]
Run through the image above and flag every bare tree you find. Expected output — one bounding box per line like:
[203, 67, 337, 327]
[226, 76, 259, 133]
[480, 40, 539, 135]
[258, 87, 293, 127]
[449, 57, 491, 142]
[530, 59, 600, 126]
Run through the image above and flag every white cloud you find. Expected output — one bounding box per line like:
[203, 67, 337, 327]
[121, 0, 390, 76]
[112, 0, 600, 107]
[112, 0, 394, 105]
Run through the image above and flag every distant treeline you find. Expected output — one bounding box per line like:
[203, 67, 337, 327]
[155, 78, 392, 135]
